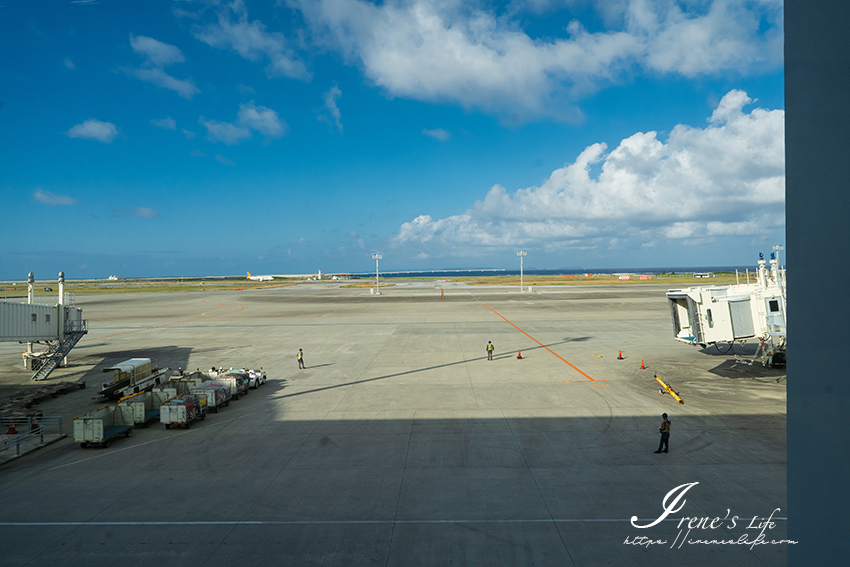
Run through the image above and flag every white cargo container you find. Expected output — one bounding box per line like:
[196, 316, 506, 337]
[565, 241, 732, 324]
[200, 374, 247, 400]
[73, 404, 134, 448]
[117, 389, 174, 426]
[189, 382, 231, 413]
[160, 395, 207, 429]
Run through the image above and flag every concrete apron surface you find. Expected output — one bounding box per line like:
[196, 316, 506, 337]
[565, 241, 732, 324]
[0, 282, 787, 567]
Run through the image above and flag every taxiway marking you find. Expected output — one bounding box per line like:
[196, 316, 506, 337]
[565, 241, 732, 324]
[481, 303, 607, 383]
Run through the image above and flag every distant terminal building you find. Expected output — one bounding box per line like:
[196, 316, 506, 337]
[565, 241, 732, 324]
[693, 272, 711, 278]
[108, 275, 119, 281]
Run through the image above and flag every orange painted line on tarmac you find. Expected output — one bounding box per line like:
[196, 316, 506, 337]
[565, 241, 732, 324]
[0, 299, 245, 358]
[482, 303, 607, 383]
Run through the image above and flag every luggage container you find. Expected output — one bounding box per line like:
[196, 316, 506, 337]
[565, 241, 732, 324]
[117, 389, 174, 427]
[223, 370, 251, 398]
[160, 394, 207, 429]
[189, 382, 231, 413]
[74, 404, 134, 448]
[207, 373, 249, 400]
[178, 374, 205, 388]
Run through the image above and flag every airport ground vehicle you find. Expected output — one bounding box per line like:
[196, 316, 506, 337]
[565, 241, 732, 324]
[243, 368, 266, 388]
[74, 405, 134, 448]
[160, 394, 207, 429]
[97, 358, 172, 400]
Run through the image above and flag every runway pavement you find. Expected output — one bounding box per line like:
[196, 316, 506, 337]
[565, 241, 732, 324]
[0, 281, 787, 566]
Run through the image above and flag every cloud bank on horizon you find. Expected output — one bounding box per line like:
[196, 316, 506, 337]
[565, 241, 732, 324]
[395, 90, 784, 258]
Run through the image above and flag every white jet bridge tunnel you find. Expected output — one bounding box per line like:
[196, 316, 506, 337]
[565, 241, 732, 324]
[0, 272, 87, 381]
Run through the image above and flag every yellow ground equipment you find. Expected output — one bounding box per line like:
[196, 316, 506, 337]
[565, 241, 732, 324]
[655, 374, 684, 404]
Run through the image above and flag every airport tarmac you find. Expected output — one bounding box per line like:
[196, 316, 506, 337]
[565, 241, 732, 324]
[0, 282, 787, 566]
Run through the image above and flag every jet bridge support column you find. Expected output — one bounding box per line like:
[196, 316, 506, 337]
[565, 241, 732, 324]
[25, 272, 34, 370]
[59, 271, 67, 368]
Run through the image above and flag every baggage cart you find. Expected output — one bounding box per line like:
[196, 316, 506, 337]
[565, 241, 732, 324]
[117, 389, 174, 427]
[189, 382, 231, 413]
[160, 394, 207, 429]
[74, 405, 134, 448]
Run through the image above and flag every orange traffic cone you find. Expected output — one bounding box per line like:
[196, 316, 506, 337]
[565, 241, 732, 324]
[517, 350, 523, 359]
[7, 421, 17, 435]
[617, 350, 624, 360]
[641, 360, 646, 369]
[31, 416, 40, 431]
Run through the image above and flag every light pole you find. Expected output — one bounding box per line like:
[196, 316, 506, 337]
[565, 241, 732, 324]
[517, 251, 526, 292]
[372, 253, 382, 295]
[772, 244, 784, 268]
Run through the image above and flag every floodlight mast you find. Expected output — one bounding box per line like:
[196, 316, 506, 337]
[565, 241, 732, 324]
[372, 253, 382, 295]
[517, 251, 526, 291]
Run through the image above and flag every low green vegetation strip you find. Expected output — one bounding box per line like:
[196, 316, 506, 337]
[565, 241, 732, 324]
[1, 279, 296, 295]
[452, 273, 742, 286]
[1, 272, 748, 294]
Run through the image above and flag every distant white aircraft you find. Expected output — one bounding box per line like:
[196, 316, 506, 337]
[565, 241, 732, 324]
[247, 271, 273, 281]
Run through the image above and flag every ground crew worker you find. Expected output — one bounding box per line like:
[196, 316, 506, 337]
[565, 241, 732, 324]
[654, 413, 670, 453]
[297, 348, 306, 369]
[487, 341, 495, 361]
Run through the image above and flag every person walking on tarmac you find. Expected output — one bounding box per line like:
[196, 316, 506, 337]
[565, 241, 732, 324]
[486, 341, 495, 361]
[297, 348, 306, 369]
[654, 413, 671, 453]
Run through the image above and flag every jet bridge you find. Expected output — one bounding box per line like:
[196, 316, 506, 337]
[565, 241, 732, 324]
[0, 272, 88, 380]
[666, 252, 786, 367]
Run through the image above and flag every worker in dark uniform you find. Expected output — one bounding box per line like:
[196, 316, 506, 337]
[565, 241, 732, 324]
[297, 348, 306, 369]
[487, 341, 494, 361]
[654, 413, 670, 453]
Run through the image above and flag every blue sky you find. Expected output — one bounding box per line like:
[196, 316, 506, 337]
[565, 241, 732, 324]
[0, 0, 785, 279]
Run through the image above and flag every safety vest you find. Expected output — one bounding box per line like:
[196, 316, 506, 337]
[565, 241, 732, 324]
[297, 352, 303, 360]
[660, 419, 670, 433]
[487, 344, 494, 351]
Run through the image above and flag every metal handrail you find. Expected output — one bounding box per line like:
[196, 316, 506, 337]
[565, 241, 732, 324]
[1, 415, 63, 435]
[65, 319, 87, 334]
[0, 425, 46, 456]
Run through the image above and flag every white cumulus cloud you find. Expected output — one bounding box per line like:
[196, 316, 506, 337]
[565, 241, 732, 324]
[191, 0, 311, 81]
[423, 128, 450, 140]
[66, 119, 118, 143]
[395, 90, 784, 256]
[32, 189, 79, 206]
[215, 154, 236, 167]
[201, 101, 286, 144]
[130, 34, 185, 67]
[124, 34, 199, 99]
[293, 0, 783, 121]
[317, 84, 343, 133]
[237, 101, 286, 137]
[201, 117, 251, 145]
[150, 117, 176, 130]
